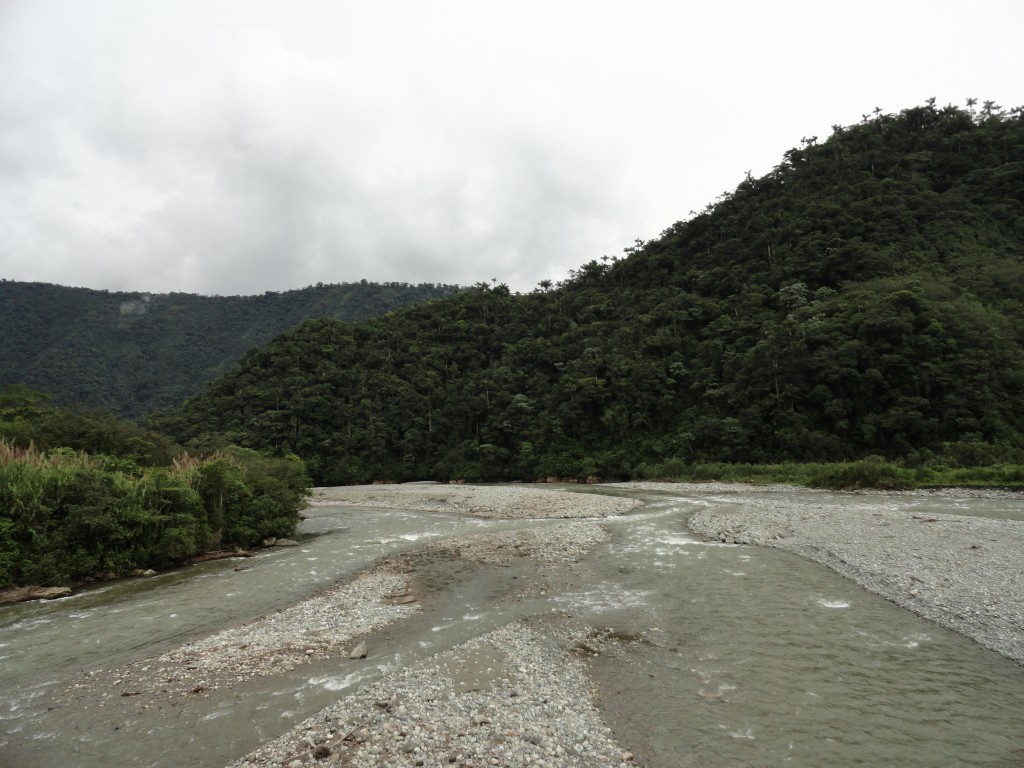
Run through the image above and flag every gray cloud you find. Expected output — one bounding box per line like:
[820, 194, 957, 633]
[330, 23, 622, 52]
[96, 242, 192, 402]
[1, 1, 1022, 295]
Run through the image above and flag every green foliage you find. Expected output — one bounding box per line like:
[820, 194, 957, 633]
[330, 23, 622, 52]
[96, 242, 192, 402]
[0, 435, 310, 589]
[805, 458, 908, 490]
[0, 386, 180, 465]
[0, 281, 459, 418]
[161, 104, 1024, 485]
[632, 457, 1024, 490]
[189, 447, 310, 545]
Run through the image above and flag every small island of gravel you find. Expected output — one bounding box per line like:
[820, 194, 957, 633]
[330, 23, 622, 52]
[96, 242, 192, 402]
[309, 483, 643, 519]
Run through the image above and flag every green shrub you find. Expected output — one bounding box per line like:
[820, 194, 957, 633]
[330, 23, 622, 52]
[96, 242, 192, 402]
[806, 458, 908, 490]
[190, 447, 310, 547]
[0, 438, 311, 588]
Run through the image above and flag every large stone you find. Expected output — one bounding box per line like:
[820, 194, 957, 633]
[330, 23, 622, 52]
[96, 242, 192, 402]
[349, 641, 368, 659]
[274, 538, 299, 547]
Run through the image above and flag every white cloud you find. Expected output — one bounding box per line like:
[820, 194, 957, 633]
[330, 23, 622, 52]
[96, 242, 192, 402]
[1, 0, 1021, 294]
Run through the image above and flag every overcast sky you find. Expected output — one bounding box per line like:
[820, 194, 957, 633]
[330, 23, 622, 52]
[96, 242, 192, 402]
[1, 1, 1021, 296]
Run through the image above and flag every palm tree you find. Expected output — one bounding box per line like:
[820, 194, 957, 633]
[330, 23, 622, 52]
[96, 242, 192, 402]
[981, 101, 1002, 118]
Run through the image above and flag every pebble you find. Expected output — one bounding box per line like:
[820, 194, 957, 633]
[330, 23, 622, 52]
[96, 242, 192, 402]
[309, 484, 643, 519]
[226, 623, 635, 768]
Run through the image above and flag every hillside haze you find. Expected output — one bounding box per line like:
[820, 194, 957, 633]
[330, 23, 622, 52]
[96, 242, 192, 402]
[163, 103, 1024, 483]
[0, 281, 458, 417]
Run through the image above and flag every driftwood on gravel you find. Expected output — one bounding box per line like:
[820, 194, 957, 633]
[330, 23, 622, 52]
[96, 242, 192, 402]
[187, 548, 253, 564]
[0, 585, 72, 604]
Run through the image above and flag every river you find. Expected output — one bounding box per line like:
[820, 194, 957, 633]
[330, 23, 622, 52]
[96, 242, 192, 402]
[1, 486, 1022, 767]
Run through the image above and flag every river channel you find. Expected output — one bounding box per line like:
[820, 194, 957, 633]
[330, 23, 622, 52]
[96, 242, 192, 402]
[1, 486, 1022, 767]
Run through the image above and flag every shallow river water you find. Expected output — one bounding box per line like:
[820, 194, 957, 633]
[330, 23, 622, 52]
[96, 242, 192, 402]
[1, 487, 1022, 767]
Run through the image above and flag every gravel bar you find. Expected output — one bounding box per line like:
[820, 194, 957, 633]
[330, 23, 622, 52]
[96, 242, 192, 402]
[309, 484, 642, 519]
[425, 522, 611, 565]
[66, 563, 419, 703]
[63, 484, 623, 765]
[230, 621, 636, 768]
[617, 482, 1024, 665]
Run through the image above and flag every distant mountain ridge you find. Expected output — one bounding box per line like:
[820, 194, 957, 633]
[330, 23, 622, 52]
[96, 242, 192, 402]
[0, 280, 459, 417]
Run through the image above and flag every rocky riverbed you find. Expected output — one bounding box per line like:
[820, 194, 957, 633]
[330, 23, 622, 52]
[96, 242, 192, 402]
[308, 484, 643, 519]
[621, 481, 1024, 665]
[65, 563, 419, 705]
[46, 482, 1024, 768]
[230, 620, 636, 768]
[55, 485, 635, 768]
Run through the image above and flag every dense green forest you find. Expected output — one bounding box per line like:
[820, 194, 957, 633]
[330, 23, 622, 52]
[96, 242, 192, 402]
[0, 280, 457, 418]
[0, 387, 309, 589]
[162, 103, 1024, 485]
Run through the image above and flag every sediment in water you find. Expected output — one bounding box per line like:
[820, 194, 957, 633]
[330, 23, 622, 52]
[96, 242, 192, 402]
[618, 481, 1024, 665]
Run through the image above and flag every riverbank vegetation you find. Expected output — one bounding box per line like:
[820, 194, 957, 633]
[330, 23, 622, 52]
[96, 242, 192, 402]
[160, 103, 1024, 486]
[0, 391, 309, 589]
[633, 457, 1024, 490]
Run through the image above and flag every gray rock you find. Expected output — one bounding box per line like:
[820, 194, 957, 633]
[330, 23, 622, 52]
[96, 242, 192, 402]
[349, 641, 368, 659]
[274, 539, 299, 547]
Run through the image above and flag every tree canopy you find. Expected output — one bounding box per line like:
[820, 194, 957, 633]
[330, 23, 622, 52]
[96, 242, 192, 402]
[0, 280, 458, 418]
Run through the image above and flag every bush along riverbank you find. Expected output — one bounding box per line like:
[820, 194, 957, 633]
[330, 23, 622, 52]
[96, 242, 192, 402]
[0, 439, 310, 594]
[632, 456, 1024, 490]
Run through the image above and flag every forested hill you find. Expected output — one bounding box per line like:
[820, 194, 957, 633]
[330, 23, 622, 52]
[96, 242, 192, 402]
[163, 103, 1024, 484]
[0, 281, 458, 417]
